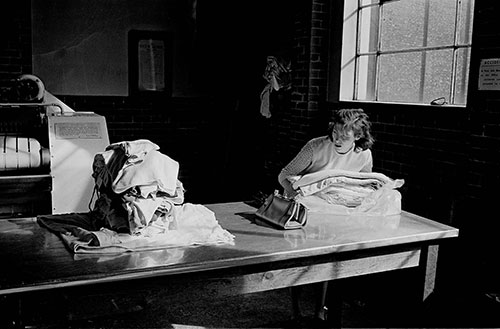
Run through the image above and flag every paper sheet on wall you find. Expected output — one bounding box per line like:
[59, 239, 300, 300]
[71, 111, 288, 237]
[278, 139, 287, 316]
[478, 58, 500, 90]
[138, 39, 165, 92]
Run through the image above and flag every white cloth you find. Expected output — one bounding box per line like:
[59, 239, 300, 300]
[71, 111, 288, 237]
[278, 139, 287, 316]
[62, 203, 235, 254]
[106, 139, 160, 160]
[292, 169, 394, 193]
[112, 149, 179, 196]
[293, 169, 404, 216]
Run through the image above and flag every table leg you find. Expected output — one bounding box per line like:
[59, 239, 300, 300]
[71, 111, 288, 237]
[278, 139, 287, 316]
[403, 243, 439, 326]
[420, 244, 439, 302]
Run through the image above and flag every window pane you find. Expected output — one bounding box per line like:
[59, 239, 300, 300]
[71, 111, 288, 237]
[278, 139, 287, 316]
[356, 55, 377, 101]
[359, 6, 379, 53]
[428, 0, 456, 47]
[360, 0, 379, 6]
[380, 0, 426, 51]
[458, 0, 474, 44]
[340, 0, 359, 101]
[378, 52, 422, 103]
[454, 47, 471, 105]
[423, 49, 453, 104]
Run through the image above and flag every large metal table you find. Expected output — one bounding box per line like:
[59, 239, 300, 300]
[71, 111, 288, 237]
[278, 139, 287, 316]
[0, 201, 458, 327]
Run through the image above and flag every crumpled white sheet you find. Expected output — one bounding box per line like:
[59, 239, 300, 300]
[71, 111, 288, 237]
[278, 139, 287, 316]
[61, 203, 235, 254]
[112, 149, 180, 196]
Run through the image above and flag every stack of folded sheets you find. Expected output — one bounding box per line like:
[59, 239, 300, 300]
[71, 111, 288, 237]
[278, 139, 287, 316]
[290, 169, 404, 216]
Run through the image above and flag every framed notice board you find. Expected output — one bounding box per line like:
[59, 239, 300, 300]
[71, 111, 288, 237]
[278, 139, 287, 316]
[128, 30, 173, 97]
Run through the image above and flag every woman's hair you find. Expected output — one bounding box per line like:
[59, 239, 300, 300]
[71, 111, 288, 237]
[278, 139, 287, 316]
[327, 108, 374, 151]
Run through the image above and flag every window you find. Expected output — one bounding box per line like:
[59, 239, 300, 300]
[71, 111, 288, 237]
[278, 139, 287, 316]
[340, 0, 475, 105]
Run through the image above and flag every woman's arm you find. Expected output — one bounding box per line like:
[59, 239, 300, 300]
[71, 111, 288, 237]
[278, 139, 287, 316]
[278, 143, 313, 197]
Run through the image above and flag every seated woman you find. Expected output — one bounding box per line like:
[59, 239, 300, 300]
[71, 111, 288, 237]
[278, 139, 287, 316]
[278, 108, 374, 321]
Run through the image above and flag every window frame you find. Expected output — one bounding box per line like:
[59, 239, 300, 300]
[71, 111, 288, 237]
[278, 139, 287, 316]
[334, 0, 474, 107]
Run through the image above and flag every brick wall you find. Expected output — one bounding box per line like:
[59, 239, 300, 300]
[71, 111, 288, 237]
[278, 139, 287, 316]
[361, 105, 470, 224]
[263, 0, 331, 183]
[0, 0, 32, 90]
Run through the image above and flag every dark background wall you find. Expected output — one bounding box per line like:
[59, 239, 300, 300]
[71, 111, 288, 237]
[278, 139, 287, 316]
[1, 0, 500, 291]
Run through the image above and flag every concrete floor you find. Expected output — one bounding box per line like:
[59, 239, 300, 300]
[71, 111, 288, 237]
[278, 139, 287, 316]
[19, 268, 500, 329]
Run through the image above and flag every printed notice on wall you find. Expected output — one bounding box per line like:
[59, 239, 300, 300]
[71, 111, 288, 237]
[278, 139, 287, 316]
[479, 58, 500, 90]
[55, 122, 102, 139]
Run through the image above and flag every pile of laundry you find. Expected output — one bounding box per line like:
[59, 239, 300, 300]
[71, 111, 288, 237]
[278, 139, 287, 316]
[38, 139, 235, 253]
[290, 169, 405, 216]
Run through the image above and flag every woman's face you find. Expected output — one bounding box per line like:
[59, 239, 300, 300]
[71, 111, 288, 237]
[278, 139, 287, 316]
[331, 124, 359, 154]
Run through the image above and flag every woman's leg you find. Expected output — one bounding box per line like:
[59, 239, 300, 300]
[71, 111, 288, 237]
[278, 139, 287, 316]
[315, 281, 329, 320]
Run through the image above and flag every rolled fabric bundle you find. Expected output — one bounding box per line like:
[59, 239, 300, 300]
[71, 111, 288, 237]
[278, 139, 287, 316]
[0, 136, 46, 170]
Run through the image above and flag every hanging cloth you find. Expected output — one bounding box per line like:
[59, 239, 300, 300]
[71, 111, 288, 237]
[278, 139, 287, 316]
[259, 56, 291, 118]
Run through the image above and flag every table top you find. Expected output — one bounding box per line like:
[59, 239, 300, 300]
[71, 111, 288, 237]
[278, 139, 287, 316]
[0, 201, 458, 295]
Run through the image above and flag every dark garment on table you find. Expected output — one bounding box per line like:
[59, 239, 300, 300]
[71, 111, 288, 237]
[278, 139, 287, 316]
[37, 212, 101, 246]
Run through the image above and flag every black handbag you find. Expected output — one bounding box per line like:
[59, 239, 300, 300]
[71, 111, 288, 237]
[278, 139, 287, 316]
[255, 190, 308, 230]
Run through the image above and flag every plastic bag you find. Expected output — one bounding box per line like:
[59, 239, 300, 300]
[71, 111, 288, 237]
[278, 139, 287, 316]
[352, 185, 402, 216]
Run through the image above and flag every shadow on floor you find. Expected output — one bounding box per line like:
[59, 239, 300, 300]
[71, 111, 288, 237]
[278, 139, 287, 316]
[20, 270, 500, 328]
